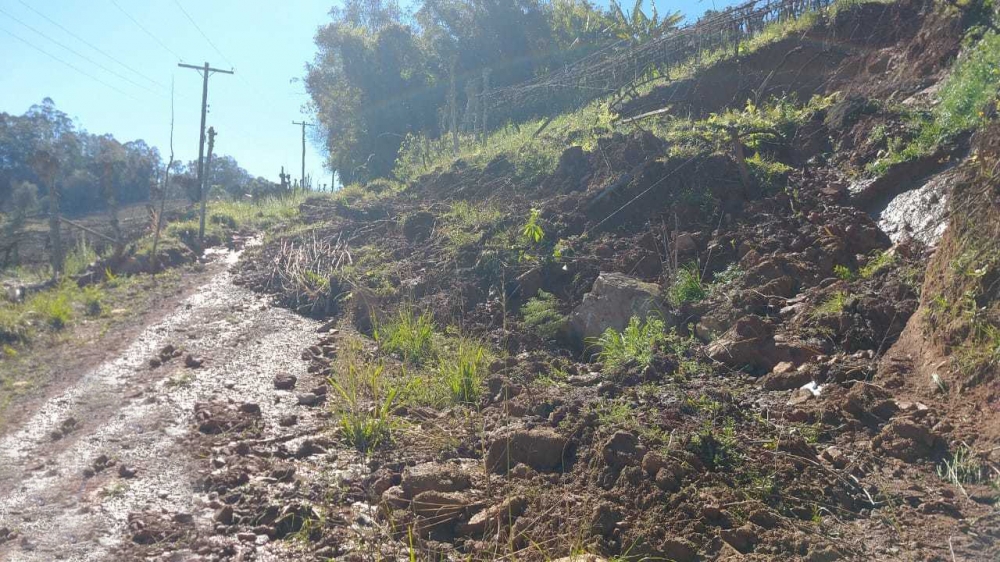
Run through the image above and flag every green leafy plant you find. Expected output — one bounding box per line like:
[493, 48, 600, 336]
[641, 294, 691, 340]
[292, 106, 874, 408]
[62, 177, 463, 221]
[81, 285, 104, 316]
[374, 305, 436, 365]
[522, 290, 566, 340]
[833, 264, 856, 281]
[521, 208, 545, 245]
[813, 291, 850, 317]
[592, 315, 666, 368]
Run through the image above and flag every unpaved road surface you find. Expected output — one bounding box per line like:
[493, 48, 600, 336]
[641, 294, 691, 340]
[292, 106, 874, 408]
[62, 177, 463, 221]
[0, 249, 320, 561]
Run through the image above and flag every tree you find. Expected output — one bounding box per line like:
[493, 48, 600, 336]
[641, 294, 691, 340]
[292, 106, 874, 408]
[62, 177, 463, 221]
[609, 0, 683, 44]
[1, 181, 38, 267]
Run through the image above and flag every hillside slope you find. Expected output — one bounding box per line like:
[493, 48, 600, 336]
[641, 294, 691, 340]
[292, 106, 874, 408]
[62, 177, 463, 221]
[63, 0, 1000, 560]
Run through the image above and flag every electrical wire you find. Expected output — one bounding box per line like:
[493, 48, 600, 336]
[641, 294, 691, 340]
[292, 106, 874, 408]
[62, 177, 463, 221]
[109, 0, 184, 61]
[16, 0, 168, 91]
[0, 25, 141, 103]
[0, 5, 166, 98]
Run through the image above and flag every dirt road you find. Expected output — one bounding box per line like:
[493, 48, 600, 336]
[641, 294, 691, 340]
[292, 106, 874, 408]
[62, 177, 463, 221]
[0, 248, 320, 561]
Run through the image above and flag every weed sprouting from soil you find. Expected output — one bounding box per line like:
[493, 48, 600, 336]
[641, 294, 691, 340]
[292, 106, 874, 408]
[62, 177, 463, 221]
[374, 305, 436, 365]
[814, 291, 850, 317]
[937, 443, 987, 486]
[437, 338, 489, 404]
[668, 263, 707, 305]
[329, 340, 401, 452]
[593, 315, 666, 368]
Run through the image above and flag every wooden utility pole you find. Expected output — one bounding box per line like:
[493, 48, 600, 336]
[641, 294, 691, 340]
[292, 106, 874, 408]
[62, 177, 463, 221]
[292, 121, 314, 192]
[449, 57, 459, 154]
[178, 62, 233, 244]
[203, 126, 217, 245]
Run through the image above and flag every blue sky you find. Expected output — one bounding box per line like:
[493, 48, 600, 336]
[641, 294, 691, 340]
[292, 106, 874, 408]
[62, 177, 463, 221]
[0, 0, 737, 186]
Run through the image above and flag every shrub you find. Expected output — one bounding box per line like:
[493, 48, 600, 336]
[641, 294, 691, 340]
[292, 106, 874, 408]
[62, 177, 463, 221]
[373, 305, 436, 364]
[592, 315, 666, 368]
[522, 291, 566, 340]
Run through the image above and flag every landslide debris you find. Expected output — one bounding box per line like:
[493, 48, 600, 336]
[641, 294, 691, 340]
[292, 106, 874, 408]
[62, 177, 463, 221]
[120, 1, 1000, 560]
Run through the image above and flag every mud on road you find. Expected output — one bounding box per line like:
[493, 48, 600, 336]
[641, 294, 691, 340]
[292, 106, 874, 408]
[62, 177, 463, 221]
[0, 248, 320, 561]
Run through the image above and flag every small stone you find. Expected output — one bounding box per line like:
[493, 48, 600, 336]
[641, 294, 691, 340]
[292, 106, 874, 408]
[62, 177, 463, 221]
[236, 532, 256, 543]
[238, 403, 261, 415]
[787, 387, 815, 406]
[118, 464, 137, 479]
[273, 373, 297, 390]
[184, 354, 203, 369]
[149, 357, 162, 369]
[173, 512, 194, 524]
[821, 446, 848, 469]
[278, 414, 298, 427]
[296, 393, 323, 407]
[224, 380, 237, 390]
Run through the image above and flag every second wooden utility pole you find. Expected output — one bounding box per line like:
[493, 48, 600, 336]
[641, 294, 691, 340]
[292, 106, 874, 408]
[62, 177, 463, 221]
[178, 61, 233, 244]
[202, 126, 217, 245]
[292, 121, 313, 192]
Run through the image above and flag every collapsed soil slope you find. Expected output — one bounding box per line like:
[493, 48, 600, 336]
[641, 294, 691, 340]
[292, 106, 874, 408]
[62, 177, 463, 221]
[7, 1, 996, 561]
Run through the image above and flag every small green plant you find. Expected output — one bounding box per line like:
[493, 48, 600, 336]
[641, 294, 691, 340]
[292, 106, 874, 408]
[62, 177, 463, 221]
[521, 208, 545, 244]
[438, 339, 488, 404]
[592, 315, 666, 368]
[813, 291, 850, 317]
[329, 360, 400, 453]
[833, 264, 856, 281]
[521, 290, 566, 340]
[374, 305, 436, 365]
[859, 250, 896, 279]
[81, 285, 104, 316]
[937, 443, 986, 486]
[668, 263, 706, 305]
[29, 289, 73, 329]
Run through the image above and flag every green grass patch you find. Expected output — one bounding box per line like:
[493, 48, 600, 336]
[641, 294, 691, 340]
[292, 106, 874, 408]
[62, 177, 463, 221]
[867, 31, 1000, 175]
[328, 337, 402, 453]
[592, 315, 666, 368]
[437, 338, 490, 404]
[859, 250, 897, 279]
[668, 263, 707, 306]
[813, 291, 850, 317]
[373, 305, 437, 365]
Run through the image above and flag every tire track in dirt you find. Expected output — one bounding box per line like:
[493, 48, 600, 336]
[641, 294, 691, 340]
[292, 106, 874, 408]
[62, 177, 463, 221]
[0, 248, 320, 561]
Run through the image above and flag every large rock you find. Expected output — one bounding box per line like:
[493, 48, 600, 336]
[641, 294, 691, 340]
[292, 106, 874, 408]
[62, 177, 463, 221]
[706, 316, 782, 373]
[486, 428, 568, 473]
[401, 463, 471, 498]
[568, 272, 668, 344]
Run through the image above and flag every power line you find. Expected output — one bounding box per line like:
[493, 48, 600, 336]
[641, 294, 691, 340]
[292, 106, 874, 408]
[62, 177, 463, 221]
[171, 0, 282, 114]
[0, 6, 166, 98]
[171, 0, 234, 69]
[0, 26, 141, 103]
[109, 0, 184, 61]
[16, 0, 169, 91]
